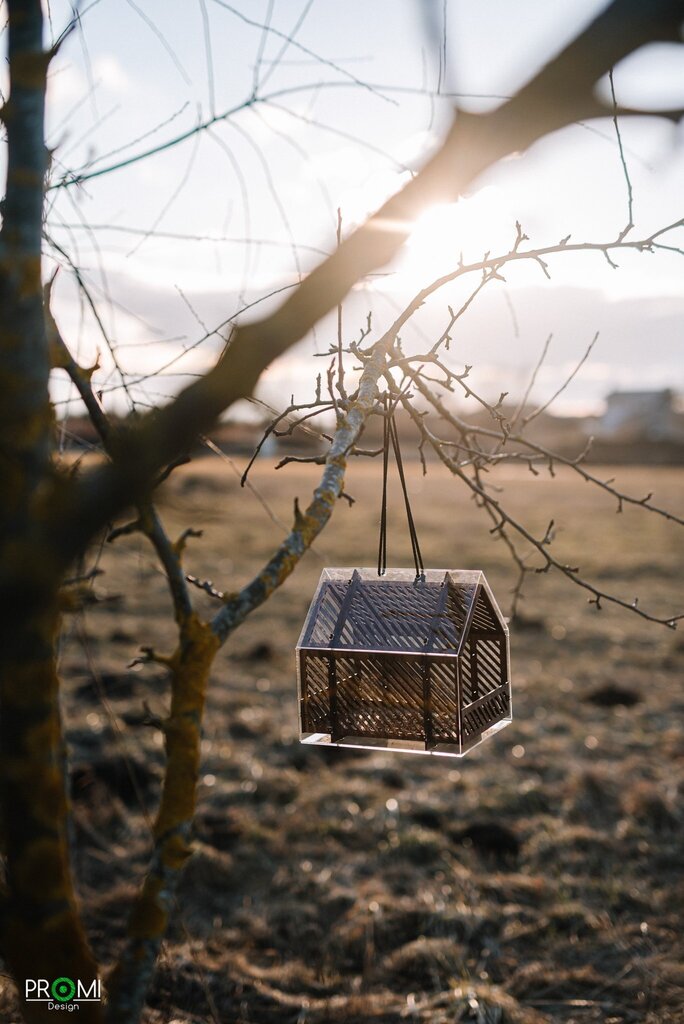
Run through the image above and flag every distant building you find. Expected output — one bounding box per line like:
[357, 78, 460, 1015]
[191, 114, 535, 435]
[597, 389, 683, 442]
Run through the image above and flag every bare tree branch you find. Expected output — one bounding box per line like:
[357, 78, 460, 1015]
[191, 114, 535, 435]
[55, 0, 684, 564]
[520, 331, 600, 428]
[211, 331, 398, 642]
[395, 372, 682, 626]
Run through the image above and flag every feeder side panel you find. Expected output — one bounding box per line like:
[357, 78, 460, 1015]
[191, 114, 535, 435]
[427, 657, 461, 743]
[476, 638, 505, 694]
[471, 587, 503, 634]
[328, 654, 341, 741]
[502, 634, 512, 693]
[332, 651, 427, 741]
[455, 658, 464, 753]
[461, 685, 511, 745]
[421, 657, 434, 748]
[299, 649, 331, 733]
[460, 639, 475, 704]
[470, 641, 479, 701]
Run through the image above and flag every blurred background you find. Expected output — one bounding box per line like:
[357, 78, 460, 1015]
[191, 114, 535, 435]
[21, 0, 683, 430]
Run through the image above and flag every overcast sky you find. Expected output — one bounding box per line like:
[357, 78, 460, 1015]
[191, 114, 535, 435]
[3, 0, 683, 414]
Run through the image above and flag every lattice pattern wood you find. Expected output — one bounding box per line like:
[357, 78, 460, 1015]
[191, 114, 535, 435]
[297, 568, 512, 757]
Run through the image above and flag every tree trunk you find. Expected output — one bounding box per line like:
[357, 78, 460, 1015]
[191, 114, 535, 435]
[0, 4, 103, 1021]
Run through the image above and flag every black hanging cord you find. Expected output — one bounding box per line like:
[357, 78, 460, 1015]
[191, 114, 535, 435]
[377, 393, 390, 577]
[377, 391, 425, 580]
[389, 413, 425, 579]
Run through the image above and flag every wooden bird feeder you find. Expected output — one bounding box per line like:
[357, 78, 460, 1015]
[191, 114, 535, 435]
[296, 568, 512, 757]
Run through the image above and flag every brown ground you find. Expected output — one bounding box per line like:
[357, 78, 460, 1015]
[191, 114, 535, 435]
[3, 459, 682, 1023]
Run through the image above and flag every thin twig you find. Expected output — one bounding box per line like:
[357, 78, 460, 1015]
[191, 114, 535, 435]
[521, 332, 599, 428]
[511, 333, 553, 427]
[609, 68, 634, 238]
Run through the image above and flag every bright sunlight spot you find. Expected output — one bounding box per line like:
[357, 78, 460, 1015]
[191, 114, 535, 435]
[399, 187, 517, 285]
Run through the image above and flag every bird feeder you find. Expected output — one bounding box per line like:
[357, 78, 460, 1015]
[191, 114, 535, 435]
[296, 568, 512, 757]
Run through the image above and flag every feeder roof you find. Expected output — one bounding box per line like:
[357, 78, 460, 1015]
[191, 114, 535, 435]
[297, 568, 507, 657]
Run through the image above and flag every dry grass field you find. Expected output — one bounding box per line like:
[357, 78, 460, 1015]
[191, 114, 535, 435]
[4, 458, 681, 1023]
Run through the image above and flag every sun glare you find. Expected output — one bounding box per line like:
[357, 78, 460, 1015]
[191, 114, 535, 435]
[399, 187, 516, 286]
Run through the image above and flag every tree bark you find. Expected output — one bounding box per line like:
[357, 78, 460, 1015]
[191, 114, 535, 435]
[105, 617, 219, 1023]
[0, 4, 103, 1020]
